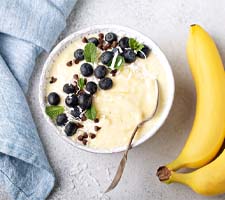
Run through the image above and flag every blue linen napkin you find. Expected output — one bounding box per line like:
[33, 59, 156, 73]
[0, 1, 77, 199]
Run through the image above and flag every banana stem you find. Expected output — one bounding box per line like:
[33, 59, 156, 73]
[157, 166, 172, 183]
[157, 166, 190, 186]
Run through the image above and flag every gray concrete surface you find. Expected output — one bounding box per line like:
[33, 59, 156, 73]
[1, 0, 225, 199]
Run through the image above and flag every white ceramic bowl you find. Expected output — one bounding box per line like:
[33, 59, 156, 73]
[39, 25, 175, 153]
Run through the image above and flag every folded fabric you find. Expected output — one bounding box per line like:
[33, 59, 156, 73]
[0, 0, 77, 199]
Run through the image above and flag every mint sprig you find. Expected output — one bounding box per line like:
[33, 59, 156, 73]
[46, 106, 64, 119]
[84, 43, 97, 63]
[78, 78, 85, 90]
[85, 105, 97, 120]
[129, 38, 144, 52]
[114, 55, 125, 70]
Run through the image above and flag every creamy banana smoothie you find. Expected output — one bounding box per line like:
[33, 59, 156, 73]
[45, 32, 168, 150]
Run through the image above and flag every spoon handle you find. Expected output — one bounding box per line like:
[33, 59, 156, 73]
[105, 79, 159, 193]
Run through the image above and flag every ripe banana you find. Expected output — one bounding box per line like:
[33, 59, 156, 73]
[162, 24, 225, 171]
[157, 147, 225, 196]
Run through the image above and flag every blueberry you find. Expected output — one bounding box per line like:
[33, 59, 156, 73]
[105, 32, 117, 43]
[71, 106, 81, 118]
[123, 49, 136, 63]
[74, 49, 84, 61]
[100, 51, 114, 65]
[64, 122, 78, 136]
[94, 65, 107, 79]
[137, 45, 151, 58]
[63, 84, 76, 94]
[119, 37, 129, 49]
[47, 92, 60, 105]
[88, 37, 99, 46]
[80, 63, 93, 77]
[56, 113, 68, 126]
[78, 93, 92, 110]
[65, 94, 78, 107]
[112, 48, 120, 53]
[99, 77, 113, 90]
[86, 82, 97, 94]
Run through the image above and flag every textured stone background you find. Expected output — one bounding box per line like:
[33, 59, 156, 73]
[1, 0, 225, 199]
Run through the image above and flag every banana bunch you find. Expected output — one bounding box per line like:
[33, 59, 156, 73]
[157, 24, 225, 196]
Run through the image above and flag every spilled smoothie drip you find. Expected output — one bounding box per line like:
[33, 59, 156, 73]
[45, 31, 167, 150]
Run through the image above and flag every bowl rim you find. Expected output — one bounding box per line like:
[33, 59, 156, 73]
[39, 24, 175, 154]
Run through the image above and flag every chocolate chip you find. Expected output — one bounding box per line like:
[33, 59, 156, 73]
[77, 135, 83, 141]
[94, 126, 101, 131]
[98, 38, 103, 43]
[111, 69, 117, 73]
[103, 43, 111, 51]
[73, 74, 79, 80]
[110, 69, 117, 77]
[89, 133, 96, 139]
[94, 118, 99, 123]
[82, 139, 88, 145]
[82, 37, 88, 43]
[77, 123, 84, 128]
[83, 132, 88, 138]
[97, 43, 104, 50]
[81, 114, 87, 121]
[99, 38, 105, 44]
[98, 33, 104, 40]
[78, 90, 85, 95]
[66, 60, 73, 67]
[111, 41, 118, 48]
[74, 59, 79, 64]
[49, 76, 57, 84]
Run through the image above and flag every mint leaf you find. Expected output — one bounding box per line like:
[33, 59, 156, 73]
[129, 38, 144, 52]
[114, 55, 125, 70]
[84, 43, 97, 63]
[136, 44, 144, 52]
[85, 105, 97, 120]
[46, 106, 64, 119]
[128, 38, 137, 49]
[78, 78, 85, 90]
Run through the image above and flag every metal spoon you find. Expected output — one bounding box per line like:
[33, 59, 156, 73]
[105, 79, 159, 193]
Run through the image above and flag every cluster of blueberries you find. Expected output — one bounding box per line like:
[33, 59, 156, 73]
[73, 32, 151, 92]
[47, 64, 113, 136]
[99, 32, 151, 63]
[47, 32, 151, 138]
[47, 84, 91, 136]
[47, 65, 113, 136]
[76, 32, 150, 63]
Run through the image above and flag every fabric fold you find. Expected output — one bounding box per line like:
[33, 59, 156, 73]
[0, 54, 54, 200]
[0, 0, 75, 52]
[0, 0, 77, 199]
